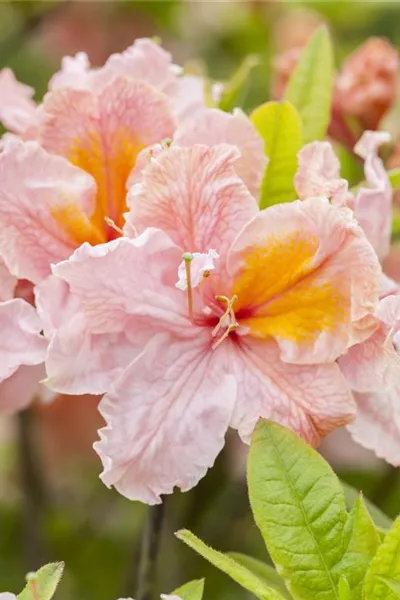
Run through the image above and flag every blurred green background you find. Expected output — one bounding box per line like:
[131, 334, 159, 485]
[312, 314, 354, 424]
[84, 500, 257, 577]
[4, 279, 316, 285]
[0, 2, 399, 599]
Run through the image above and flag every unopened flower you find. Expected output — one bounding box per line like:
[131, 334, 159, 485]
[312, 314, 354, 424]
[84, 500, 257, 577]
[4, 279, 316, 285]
[335, 38, 399, 131]
[38, 144, 381, 503]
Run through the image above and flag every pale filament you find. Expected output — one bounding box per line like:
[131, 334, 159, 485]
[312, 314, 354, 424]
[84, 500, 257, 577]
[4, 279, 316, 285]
[104, 216, 124, 236]
[211, 295, 239, 350]
[183, 253, 194, 320]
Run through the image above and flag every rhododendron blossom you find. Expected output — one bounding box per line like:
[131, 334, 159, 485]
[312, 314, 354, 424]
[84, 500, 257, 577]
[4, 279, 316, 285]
[37, 143, 381, 503]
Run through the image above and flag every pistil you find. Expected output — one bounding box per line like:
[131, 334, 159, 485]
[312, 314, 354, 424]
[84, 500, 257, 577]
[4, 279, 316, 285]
[182, 252, 194, 320]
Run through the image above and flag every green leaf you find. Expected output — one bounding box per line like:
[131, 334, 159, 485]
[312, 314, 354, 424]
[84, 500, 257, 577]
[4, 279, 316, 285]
[218, 55, 260, 112]
[364, 515, 400, 600]
[389, 169, 400, 191]
[338, 576, 351, 600]
[172, 579, 205, 600]
[18, 563, 64, 600]
[176, 529, 287, 600]
[378, 576, 400, 597]
[341, 480, 392, 533]
[250, 101, 303, 208]
[284, 26, 334, 143]
[228, 553, 292, 599]
[333, 495, 380, 598]
[248, 419, 348, 600]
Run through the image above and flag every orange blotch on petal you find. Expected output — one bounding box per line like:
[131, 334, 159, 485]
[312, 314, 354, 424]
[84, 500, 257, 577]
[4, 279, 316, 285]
[233, 231, 349, 344]
[69, 127, 143, 232]
[51, 201, 105, 246]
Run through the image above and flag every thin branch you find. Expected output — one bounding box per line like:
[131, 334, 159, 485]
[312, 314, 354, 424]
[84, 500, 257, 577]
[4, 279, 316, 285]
[136, 502, 166, 600]
[17, 406, 49, 569]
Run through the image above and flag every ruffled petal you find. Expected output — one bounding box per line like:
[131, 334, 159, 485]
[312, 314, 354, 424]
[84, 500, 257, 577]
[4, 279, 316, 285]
[0, 299, 47, 382]
[174, 108, 266, 197]
[339, 326, 400, 393]
[353, 130, 392, 260]
[128, 144, 258, 264]
[49, 52, 92, 91]
[0, 68, 37, 133]
[230, 338, 355, 446]
[95, 332, 236, 503]
[349, 386, 400, 465]
[0, 140, 97, 283]
[295, 141, 349, 204]
[0, 364, 46, 415]
[40, 230, 192, 394]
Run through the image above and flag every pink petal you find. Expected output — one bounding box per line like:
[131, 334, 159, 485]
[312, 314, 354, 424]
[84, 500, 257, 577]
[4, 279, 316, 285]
[354, 130, 391, 159]
[339, 325, 400, 393]
[295, 141, 349, 204]
[0, 259, 17, 301]
[41, 230, 191, 394]
[176, 249, 219, 291]
[375, 293, 400, 327]
[0, 68, 37, 133]
[0, 594, 17, 600]
[169, 75, 207, 122]
[349, 386, 400, 465]
[174, 108, 266, 197]
[49, 52, 92, 91]
[128, 144, 258, 263]
[0, 140, 97, 283]
[39, 76, 176, 231]
[96, 38, 179, 93]
[0, 299, 47, 382]
[230, 338, 355, 446]
[44, 312, 135, 395]
[52, 230, 188, 335]
[95, 333, 236, 503]
[228, 197, 381, 364]
[353, 130, 392, 260]
[0, 364, 46, 415]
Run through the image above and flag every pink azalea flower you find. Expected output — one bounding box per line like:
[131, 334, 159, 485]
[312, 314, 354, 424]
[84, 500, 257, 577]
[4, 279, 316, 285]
[295, 131, 392, 261]
[38, 144, 381, 503]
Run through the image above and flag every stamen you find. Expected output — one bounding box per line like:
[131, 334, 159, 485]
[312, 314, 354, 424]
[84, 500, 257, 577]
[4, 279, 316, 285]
[104, 216, 124, 236]
[183, 252, 194, 320]
[212, 295, 238, 338]
[212, 323, 239, 350]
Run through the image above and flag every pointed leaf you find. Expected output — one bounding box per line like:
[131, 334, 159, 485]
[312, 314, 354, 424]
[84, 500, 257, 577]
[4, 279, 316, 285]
[248, 419, 348, 600]
[338, 576, 351, 600]
[284, 26, 334, 143]
[228, 553, 292, 599]
[341, 481, 392, 533]
[250, 101, 303, 208]
[363, 516, 400, 600]
[333, 495, 380, 598]
[176, 530, 286, 600]
[219, 55, 260, 112]
[172, 579, 205, 600]
[18, 563, 64, 600]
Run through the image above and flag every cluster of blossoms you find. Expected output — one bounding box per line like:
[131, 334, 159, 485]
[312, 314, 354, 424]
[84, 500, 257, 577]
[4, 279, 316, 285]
[0, 37, 399, 505]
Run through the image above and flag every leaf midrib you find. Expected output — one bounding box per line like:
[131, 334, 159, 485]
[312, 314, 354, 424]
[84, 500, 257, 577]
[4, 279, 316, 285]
[259, 422, 340, 599]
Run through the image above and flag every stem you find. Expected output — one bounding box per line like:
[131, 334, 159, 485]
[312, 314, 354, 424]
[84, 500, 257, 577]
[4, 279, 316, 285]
[136, 502, 166, 600]
[17, 407, 48, 569]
